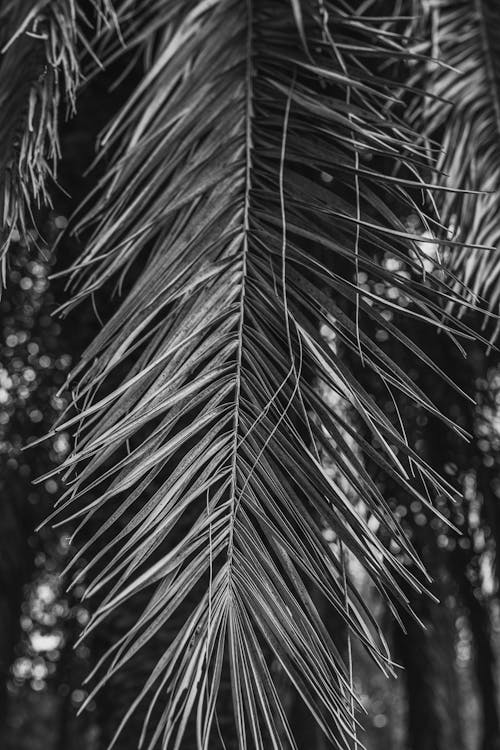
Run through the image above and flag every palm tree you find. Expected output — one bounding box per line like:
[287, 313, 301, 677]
[1, 1, 499, 748]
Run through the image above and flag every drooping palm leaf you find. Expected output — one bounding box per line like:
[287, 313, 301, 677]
[0, 0, 114, 271]
[32, 1, 487, 748]
[409, 0, 500, 321]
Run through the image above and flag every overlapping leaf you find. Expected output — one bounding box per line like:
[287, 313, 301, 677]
[409, 0, 500, 323]
[0, 0, 114, 269]
[37, 1, 486, 748]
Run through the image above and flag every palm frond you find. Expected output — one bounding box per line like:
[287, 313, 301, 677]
[409, 0, 500, 322]
[0, 0, 114, 273]
[42, 2, 482, 748]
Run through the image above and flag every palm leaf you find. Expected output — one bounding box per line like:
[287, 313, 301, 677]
[408, 0, 500, 323]
[39, 2, 484, 748]
[0, 0, 114, 272]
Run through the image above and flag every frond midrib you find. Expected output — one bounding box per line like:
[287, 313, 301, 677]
[226, 0, 254, 578]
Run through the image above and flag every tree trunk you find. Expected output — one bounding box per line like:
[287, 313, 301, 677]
[394, 589, 463, 750]
[453, 549, 500, 750]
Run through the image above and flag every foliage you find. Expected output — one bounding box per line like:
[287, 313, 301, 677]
[409, 0, 500, 325]
[1, 1, 500, 750]
[0, 0, 115, 271]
